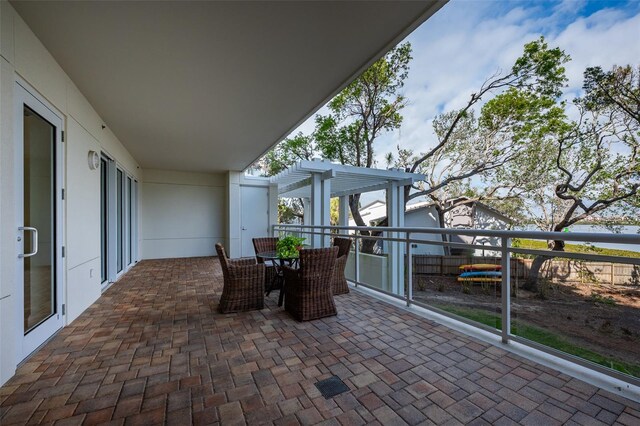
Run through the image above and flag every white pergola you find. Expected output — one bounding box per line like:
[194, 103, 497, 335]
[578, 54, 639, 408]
[270, 159, 425, 293]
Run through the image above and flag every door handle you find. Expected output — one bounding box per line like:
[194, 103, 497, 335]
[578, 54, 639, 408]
[18, 227, 38, 258]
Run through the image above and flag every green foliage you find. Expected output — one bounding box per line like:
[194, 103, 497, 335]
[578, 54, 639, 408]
[276, 235, 306, 258]
[390, 37, 572, 225]
[582, 65, 640, 122]
[260, 133, 314, 176]
[317, 42, 412, 168]
[277, 199, 303, 224]
[512, 36, 570, 98]
[255, 42, 412, 178]
[588, 292, 616, 306]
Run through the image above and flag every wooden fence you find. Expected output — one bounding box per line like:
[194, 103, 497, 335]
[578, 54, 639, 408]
[412, 255, 640, 286]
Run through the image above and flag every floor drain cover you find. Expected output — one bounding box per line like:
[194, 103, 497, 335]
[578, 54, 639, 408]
[315, 375, 350, 399]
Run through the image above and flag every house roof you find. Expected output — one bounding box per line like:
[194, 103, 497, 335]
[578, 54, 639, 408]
[366, 198, 514, 224]
[12, 1, 446, 173]
[271, 160, 425, 198]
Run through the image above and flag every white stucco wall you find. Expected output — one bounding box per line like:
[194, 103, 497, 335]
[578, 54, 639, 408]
[0, 1, 141, 385]
[140, 170, 225, 259]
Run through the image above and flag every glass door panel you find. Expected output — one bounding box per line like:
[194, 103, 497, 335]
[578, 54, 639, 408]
[22, 106, 56, 334]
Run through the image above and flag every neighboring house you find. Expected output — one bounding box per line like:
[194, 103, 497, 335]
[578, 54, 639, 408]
[350, 198, 513, 256]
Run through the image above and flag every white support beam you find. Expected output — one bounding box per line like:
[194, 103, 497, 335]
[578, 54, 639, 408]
[321, 178, 331, 247]
[386, 182, 399, 294]
[279, 176, 312, 195]
[331, 178, 415, 198]
[338, 195, 350, 234]
[268, 184, 279, 236]
[302, 198, 311, 227]
[310, 173, 322, 247]
[397, 183, 405, 297]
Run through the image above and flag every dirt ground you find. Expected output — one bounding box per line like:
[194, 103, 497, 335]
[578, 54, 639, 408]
[412, 274, 640, 368]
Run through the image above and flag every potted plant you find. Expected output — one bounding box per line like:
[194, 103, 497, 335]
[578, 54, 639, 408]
[276, 235, 306, 258]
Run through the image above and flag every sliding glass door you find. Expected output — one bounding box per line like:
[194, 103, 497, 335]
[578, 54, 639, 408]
[101, 160, 137, 288]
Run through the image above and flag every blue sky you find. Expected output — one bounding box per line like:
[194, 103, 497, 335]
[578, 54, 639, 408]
[291, 0, 640, 168]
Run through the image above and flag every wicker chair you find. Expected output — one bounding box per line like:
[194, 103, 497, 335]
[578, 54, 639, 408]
[252, 237, 279, 292]
[215, 243, 265, 313]
[282, 247, 338, 321]
[332, 237, 352, 295]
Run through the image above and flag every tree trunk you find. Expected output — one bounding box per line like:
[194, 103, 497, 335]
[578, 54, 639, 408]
[523, 236, 565, 292]
[435, 207, 451, 256]
[349, 194, 376, 254]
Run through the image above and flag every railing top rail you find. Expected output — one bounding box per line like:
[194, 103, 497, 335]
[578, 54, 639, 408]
[274, 223, 640, 245]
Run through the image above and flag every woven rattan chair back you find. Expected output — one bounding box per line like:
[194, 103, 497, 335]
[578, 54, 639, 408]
[283, 246, 338, 321]
[215, 243, 265, 313]
[332, 237, 352, 295]
[333, 237, 352, 258]
[252, 237, 278, 264]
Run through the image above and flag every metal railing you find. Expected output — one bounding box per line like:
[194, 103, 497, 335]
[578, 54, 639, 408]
[273, 223, 640, 385]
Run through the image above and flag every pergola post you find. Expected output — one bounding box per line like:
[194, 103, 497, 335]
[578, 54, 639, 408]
[321, 177, 331, 247]
[302, 198, 311, 227]
[338, 195, 349, 234]
[386, 182, 405, 295]
[309, 173, 322, 247]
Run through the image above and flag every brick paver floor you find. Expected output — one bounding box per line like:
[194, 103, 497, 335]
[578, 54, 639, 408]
[1, 257, 639, 425]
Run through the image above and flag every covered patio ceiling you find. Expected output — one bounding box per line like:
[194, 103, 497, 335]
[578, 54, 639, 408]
[11, 1, 446, 173]
[271, 160, 425, 198]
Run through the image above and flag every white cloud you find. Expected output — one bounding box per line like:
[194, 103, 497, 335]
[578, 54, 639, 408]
[375, 0, 640, 162]
[283, 0, 640, 170]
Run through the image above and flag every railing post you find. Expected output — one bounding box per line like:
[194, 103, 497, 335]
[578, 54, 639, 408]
[406, 232, 412, 307]
[355, 234, 360, 287]
[501, 237, 511, 344]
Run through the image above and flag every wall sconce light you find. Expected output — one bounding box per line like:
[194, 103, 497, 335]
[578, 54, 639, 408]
[88, 150, 100, 170]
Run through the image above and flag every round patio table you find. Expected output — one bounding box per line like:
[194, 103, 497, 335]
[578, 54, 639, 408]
[257, 251, 299, 307]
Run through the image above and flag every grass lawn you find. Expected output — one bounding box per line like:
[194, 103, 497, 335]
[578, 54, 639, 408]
[437, 304, 640, 379]
[512, 238, 640, 259]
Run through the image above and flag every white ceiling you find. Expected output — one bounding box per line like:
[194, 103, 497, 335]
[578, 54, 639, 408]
[12, 1, 445, 173]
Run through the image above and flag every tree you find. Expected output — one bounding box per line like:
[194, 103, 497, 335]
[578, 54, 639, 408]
[257, 42, 413, 251]
[519, 64, 640, 291]
[256, 133, 314, 223]
[387, 37, 569, 253]
[315, 43, 412, 251]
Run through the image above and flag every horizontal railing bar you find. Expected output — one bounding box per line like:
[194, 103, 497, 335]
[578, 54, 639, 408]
[274, 227, 497, 251]
[276, 226, 640, 260]
[276, 224, 640, 245]
[509, 247, 640, 266]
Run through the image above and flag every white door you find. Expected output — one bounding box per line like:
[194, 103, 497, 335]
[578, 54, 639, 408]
[240, 186, 270, 257]
[15, 82, 65, 360]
